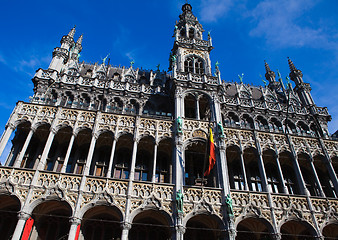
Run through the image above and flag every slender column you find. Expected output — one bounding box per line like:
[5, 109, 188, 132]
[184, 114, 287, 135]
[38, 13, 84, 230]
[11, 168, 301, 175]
[239, 147, 249, 190]
[253, 131, 269, 192]
[129, 139, 138, 181]
[106, 137, 117, 178]
[175, 225, 185, 240]
[68, 217, 81, 240]
[151, 143, 158, 182]
[13, 128, 34, 168]
[61, 134, 76, 173]
[257, 152, 269, 192]
[308, 156, 325, 197]
[274, 153, 288, 194]
[37, 129, 56, 170]
[0, 124, 15, 159]
[318, 138, 338, 195]
[11, 211, 31, 240]
[121, 222, 132, 240]
[83, 133, 97, 176]
[195, 98, 200, 120]
[286, 135, 309, 195]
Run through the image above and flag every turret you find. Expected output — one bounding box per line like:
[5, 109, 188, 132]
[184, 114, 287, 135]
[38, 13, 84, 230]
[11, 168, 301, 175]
[264, 61, 280, 91]
[287, 57, 315, 106]
[170, 3, 213, 75]
[48, 27, 76, 72]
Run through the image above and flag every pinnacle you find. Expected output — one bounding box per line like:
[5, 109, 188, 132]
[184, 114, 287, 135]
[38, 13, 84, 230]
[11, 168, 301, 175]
[264, 60, 272, 73]
[68, 26, 76, 38]
[287, 57, 297, 72]
[77, 34, 83, 45]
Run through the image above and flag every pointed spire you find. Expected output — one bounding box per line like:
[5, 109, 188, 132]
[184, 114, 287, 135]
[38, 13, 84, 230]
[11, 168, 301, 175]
[287, 57, 297, 72]
[264, 60, 276, 83]
[77, 34, 83, 45]
[68, 26, 76, 38]
[264, 60, 272, 73]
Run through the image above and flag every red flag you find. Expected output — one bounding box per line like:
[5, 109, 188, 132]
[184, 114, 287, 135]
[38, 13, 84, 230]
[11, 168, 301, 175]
[75, 224, 81, 240]
[21, 217, 34, 240]
[204, 128, 216, 176]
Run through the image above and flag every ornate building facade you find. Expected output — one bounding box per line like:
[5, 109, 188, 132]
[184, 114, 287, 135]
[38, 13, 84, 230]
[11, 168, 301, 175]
[0, 3, 337, 240]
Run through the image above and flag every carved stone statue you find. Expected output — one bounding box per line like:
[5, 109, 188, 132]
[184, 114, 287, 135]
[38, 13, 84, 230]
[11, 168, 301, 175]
[217, 122, 224, 138]
[176, 190, 183, 213]
[226, 194, 233, 216]
[177, 117, 183, 133]
[171, 54, 177, 63]
[238, 73, 244, 84]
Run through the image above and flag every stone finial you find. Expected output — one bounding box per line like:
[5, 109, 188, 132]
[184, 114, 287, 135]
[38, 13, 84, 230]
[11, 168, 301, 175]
[68, 26, 76, 38]
[287, 57, 297, 72]
[76, 34, 83, 45]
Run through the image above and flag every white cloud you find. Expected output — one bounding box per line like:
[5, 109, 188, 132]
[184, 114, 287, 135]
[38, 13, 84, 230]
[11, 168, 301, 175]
[247, 0, 338, 49]
[200, 0, 233, 22]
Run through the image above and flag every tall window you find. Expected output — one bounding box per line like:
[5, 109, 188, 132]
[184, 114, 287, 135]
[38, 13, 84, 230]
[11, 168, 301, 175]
[184, 56, 204, 74]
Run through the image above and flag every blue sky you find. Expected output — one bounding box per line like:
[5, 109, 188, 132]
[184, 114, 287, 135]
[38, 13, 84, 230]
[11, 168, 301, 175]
[0, 0, 338, 162]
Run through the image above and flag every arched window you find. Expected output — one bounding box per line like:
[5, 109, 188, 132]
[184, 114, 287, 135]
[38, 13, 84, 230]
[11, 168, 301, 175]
[184, 57, 194, 73]
[184, 56, 204, 74]
[189, 28, 195, 39]
[195, 58, 204, 74]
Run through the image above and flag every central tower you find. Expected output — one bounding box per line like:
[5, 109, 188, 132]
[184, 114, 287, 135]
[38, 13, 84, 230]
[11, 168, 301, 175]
[170, 3, 213, 76]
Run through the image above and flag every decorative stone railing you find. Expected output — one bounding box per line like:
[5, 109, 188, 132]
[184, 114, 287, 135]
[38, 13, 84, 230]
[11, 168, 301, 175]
[176, 72, 218, 85]
[14, 102, 174, 140]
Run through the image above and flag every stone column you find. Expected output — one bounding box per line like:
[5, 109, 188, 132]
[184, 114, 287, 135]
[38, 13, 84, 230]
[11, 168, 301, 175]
[308, 156, 325, 197]
[286, 135, 309, 195]
[106, 137, 117, 178]
[83, 133, 98, 176]
[253, 131, 269, 192]
[37, 128, 56, 170]
[0, 124, 15, 159]
[13, 128, 34, 168]
[257, 152, 269, 192]
[195, 98, 200, 120]
[175, 225, 185, 240]
[61, 133, 76, 173]
[120, 222, 132, 240]
[129, 139, 138, 181]
[11, 211, 31, 240]
[238, 146, 249, 190]
[274, 153, 288, 194]
[67, 217, 81, 240]
[151, 143, 158, 183]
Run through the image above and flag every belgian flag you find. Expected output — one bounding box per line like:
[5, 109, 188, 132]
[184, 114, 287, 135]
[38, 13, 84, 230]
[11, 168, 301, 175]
[204, 128, 216, 177]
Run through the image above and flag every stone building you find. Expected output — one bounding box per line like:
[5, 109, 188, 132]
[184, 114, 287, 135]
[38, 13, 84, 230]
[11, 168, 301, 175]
[0, 3, 337, 240]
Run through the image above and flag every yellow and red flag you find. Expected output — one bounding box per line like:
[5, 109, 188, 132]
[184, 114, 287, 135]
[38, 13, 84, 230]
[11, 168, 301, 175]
[204, 128, 216, 177]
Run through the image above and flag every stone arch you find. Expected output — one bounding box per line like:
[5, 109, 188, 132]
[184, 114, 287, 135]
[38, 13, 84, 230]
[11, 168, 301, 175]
[66, 128, 92, 174]
[13, 118, 32, 129]
[6, 121, 32, 167]
[322, 222, 338, 240]
[297, 152, 321, 196]
[241, 113, 254, 129]
[183, 213, 225, 240]
[184, 139, 213, 187]
[112, 133, 134, 179]
[263, 149, 283, 193]
[243, 147, 262, 192]
[135, 136, 156, 181]
[156, 137, 173, 183]
[256, 115, 269, 131]
[29, 200, 72, 240]
[279, 151, 300, 195]
[279, 219, 318, 239]
[81, 205, 123, 240]
[129, 209, 172, 240]
[226, 145, 245, 190]
[0, 194, 21, 239]
[90, 131, 115, 177]
[236, 217, 275, 240]
[313, 154, 336, 197]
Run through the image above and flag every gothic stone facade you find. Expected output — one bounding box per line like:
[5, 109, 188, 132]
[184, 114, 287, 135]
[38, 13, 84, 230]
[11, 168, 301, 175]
[0, 3, 337, 240]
